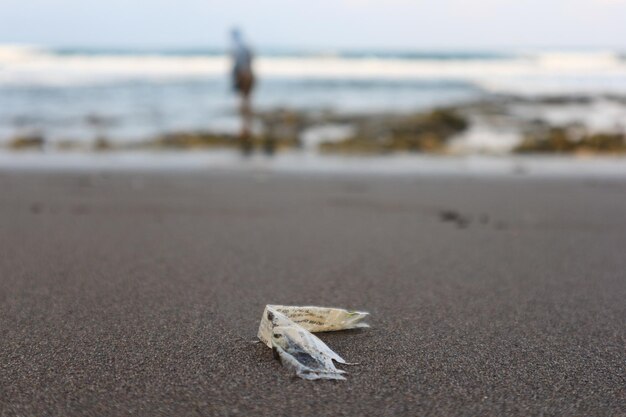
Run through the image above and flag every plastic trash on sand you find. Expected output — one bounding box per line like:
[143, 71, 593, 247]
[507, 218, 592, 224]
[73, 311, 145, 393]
[257, 305, 370, 381]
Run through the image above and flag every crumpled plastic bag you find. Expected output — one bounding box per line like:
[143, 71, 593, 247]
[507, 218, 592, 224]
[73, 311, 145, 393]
[257, 305, 370, 380]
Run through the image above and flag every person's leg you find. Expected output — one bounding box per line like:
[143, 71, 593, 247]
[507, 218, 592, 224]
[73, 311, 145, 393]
[241, 93, 252, 137]
[239, 90, 253, 155]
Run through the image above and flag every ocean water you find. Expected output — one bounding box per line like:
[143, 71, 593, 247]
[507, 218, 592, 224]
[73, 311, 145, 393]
[1, 45, 625, 143]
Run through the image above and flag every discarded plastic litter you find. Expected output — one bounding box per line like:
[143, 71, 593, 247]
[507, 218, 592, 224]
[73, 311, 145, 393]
[257, 305, 370, 380]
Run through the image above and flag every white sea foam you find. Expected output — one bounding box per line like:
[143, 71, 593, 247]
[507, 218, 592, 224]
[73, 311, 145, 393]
[1, 45, 625, 95]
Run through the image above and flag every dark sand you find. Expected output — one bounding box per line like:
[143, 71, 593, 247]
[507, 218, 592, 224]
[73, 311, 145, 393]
[0, 170, 624, 416]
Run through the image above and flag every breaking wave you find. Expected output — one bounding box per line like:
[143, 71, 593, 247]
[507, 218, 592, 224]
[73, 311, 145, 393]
[1, 45, 625, 95]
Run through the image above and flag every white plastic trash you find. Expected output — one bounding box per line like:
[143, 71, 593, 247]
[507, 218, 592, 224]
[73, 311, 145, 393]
[257, 305, 370, 380]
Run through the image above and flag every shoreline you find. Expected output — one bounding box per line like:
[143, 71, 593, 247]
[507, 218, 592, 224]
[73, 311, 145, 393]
[2, 150, 626, 177]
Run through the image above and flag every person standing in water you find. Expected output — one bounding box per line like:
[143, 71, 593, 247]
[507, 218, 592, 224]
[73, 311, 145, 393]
[230, 28, 255, 153]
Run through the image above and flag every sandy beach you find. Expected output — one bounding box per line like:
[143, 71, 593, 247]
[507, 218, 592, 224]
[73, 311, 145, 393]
[1, 169, 624, 416]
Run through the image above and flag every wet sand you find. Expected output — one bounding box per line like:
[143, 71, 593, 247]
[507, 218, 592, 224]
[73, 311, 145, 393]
[1, 170, 624, 416]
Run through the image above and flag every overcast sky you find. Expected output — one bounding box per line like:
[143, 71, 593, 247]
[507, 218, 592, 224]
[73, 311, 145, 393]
[1, 0, 625, 50]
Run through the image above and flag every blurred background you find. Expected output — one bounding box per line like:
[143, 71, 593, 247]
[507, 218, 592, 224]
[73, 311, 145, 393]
[1, 0, 625, 161]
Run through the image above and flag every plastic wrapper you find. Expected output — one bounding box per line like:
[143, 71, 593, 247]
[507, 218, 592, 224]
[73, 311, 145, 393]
[257, 305, 370, 380]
